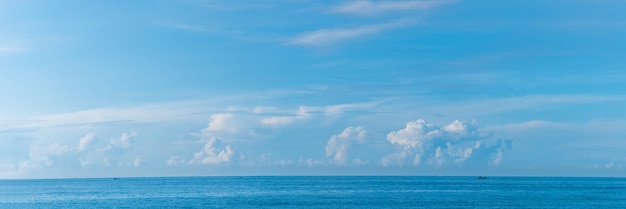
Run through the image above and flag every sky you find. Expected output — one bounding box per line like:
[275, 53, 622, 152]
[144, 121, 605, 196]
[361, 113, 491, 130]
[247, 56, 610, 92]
[1, 0, 626, 179]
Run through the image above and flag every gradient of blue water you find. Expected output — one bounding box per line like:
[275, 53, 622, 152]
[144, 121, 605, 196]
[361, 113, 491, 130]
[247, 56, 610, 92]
[0, 176, 625, 208]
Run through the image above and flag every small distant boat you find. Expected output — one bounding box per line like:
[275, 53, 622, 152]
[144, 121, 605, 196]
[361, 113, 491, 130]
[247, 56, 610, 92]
[478, 176, 487, 179]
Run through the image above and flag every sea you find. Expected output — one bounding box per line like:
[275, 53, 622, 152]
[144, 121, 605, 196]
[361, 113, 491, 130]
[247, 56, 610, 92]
[0, 176, 625, 208]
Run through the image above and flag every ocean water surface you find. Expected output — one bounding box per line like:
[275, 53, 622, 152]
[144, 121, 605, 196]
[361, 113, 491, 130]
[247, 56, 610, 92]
[0, 176, 625, 208]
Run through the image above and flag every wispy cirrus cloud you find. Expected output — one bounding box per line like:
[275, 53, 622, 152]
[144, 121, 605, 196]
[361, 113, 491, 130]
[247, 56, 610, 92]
[0, 47, 28, 53]
[287, 0, 452, 47]
[288, 20, 412, 46]
[329, 0, 451, 16]
[171, 24, 211, 33]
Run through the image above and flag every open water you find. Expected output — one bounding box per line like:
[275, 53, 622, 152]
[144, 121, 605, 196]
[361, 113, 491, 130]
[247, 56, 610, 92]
[0, 176, 625, 208]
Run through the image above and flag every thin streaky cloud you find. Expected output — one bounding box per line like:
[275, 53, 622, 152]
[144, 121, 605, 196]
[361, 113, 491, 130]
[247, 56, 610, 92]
[329, 0, 451, 16]
[172, 24, 211, 33]
[0, 47, 28, 53]
[288, 20, 413, 46]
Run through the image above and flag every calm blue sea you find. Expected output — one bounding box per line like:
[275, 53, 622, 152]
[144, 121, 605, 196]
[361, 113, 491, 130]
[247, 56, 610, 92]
[0, 176, 625, 208]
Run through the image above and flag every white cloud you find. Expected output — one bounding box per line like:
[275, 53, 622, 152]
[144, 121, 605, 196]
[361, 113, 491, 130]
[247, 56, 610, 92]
[487, 120, 556, 132]
[259, 153, 272, 161]
[172, 24, 210, 33]
[382, 119, 507, 167]
[441, 94, 626, 118]
[325, 100, 381, 116]
[272, 159, 293, 166]
[0, 47, 28, 53]
[17, 130, 141, 174]
[261, 116, 296, 126]
[84, 131, 140, 168]
[301, 158, 326, 167]
[46, 142, 70, 155]
[132, 156, 142, 167]
[489, 149, 503, 166]
[0, 95, 389, 135]
[259, 101, 382, 126]
[325, 126, 367, 165]
[256, 100, 383, 127]
[605, 161, 614, 169]
[166, 155, 186, 166]
[22, 142, 71, 169]
[189, 137, 234, 165]
[387, 119, 439, 150]
[203, 114, 238, 133]
[330, 0, 450, 16]
[352, 158, 369, 165]
[261, 106, 312, 126]
[589, 161, 623, 170]
[288, 20, 411, 46]
[110, 131, 136, 149]
[78, 134, 95, 151]
[253, 106, 279, 114]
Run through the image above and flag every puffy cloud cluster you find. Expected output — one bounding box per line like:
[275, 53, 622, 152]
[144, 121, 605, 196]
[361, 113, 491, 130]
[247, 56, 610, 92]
[169, 113, 239, 166]
[23, 142, 71, 169]
[109, 131, 136, 149]
[325, 126, 367, 165]
[166, 138, 236, 166]
[172, 102, 379, 167]
[189, 137, 234, 165]
[382, 119, 510, 167]
[19, 131, 142, 172]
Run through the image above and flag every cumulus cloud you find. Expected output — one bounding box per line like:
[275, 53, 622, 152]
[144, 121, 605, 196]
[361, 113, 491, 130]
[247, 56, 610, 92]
[352, 158, 369, 165]
[382, 119, 509, 167]
[22, 142, 71, 169]
[329, 0, 450, 16]
[301, 158, 326, 167]
[288, 20, 410, 46]
[200, 112, 265, 138]
[170, 113, 243, 167]
[203, 114, 238, 134]
[110, 131, 136, 149]
[83, 130, 140, 168]
[189, 137, 234, 165]
[78, 134, 95, 151]
[325, 126, 367, 165]
[19, 130, 141, 172]
[166, 155, 186, 166]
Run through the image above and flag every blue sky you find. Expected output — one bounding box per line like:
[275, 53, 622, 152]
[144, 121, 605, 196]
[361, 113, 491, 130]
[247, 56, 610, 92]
[1, 0, 626, 178]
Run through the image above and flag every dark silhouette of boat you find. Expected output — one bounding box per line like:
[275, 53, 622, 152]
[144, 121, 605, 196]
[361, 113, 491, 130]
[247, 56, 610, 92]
[478, 176, 487, 179]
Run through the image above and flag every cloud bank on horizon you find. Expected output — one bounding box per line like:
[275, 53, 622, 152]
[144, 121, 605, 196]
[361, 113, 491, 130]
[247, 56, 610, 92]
[1, 0, 626, 178]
